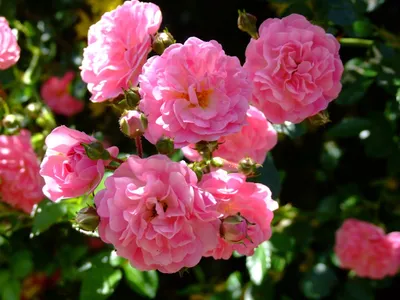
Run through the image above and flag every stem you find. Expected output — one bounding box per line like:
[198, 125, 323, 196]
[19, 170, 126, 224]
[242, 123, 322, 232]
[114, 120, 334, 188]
[0, 97, 10, 115]
[105, 165, 118, 171]
[111, 156, 125, 164]
[135, 136, 143, 158]
[339, 38, 374, 47]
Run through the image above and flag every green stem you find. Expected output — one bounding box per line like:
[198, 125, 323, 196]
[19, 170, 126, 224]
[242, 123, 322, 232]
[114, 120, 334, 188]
[339, 38, 374, 47]
[0, 97, 10, 115]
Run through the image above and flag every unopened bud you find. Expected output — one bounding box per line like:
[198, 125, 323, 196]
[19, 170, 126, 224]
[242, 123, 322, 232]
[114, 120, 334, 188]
[2, 114, 23, 134]
[156, 137, 174, 155]
[76, 206, 100, 232]
[308, 111, 331, 127]
[81, 141, 111, 160]
[238, 157, 258, 176]
[220, 214, 254, 243]
[36, 106, 56, 129]
[237, 10, 259, 39]
[195, 141, 219, 160]
[119, 110, 148, 138]
[122, 88, 141, 109]
[152, 31, 175, 55]
[25, 103, 42, 119]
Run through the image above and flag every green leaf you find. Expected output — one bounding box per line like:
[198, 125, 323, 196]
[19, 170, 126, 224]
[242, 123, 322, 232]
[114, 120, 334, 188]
[317, 196, 339, 222]
[1, 279, 20, 300]
[272, 122, 306, 139]
[0, 270, 10, 289]
[32, 199, 68, 235]
[246, 241, 272, 285]
[250, 154, 281, 198]
[336, 75, 374, 105]
[10, 250, 33, 279]
[301, 263, 337, 299]
[339, 279, 374, 300]
[80, 265, 122, 300]
[327, 118, 371, 138]
[353, 19, 373, 38]
[123, 262, 158, 299]
[225, 272, 242, 300]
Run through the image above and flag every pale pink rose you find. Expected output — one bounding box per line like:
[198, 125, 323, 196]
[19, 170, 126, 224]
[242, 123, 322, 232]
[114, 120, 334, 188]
[95, 154, 220, 273]
[199, 169, 278, 259]
[0, 17, 20, 70]
[40, 126, 119, 201]
[244, 14, 343, 124]
[119, 110, 147, 138]
[0, 130, 44, 213]
[80, 0, 162, 102]
[334, 219, 400, 279]
[40, 72, 84, 117]
[387, 232, 400, 267]
[139, 37, 251, 148]
[182, 106, 277, 165]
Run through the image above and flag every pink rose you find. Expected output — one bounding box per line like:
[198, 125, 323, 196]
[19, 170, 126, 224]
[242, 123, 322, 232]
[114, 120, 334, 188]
[0, 130, 44, 213]
[40, 126, 119, 201]
[199, 169, 278, 259]
[139, 37, 251, 148]
[0, 17, 20, 70]
[244, 14, 343, 124]
[80, 0, 162, 102]
[95, 154, 220, 273]
[40, 72, 84, 117]
[182, 106, 277, 165]
[334, 219, 400, 279]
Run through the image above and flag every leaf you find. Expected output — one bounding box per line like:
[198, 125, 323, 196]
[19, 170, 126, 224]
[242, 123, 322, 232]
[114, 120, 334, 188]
[327, 118, 371, 138]
[246, 241, 272, 285]
[80, 265, 122, 300]
[32, 199, 68, 235]
[250, 154, 281, 198]
[301, 263, 337, 299]
[1, 279, 20, 300]
[272, 122, 306, 139]
[317, 196, 339, 222]
[10, 250, 33, 279]
[123, 262, 158, 299]
[225, 271, 242, 300]
[339, 279, 374, 300]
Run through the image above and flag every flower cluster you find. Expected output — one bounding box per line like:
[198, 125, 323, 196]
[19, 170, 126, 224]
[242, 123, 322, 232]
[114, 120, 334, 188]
[335, 219, 400, 279]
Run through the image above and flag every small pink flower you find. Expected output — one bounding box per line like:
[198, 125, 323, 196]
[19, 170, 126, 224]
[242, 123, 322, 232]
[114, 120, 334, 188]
[40, 126, 119, 201]
[40, 72, 84, 117]
[0, 17, 20, 70]
[182, 106, 277, 165]
[139, 37, 251, 148]
[80, 0, 162, 102]
[199, 169, 278, 259]
[95, 154, 220, 273]
[0, 130, 44, 213]
[334, 219, 400, 279]
[244, 14, 343, 124]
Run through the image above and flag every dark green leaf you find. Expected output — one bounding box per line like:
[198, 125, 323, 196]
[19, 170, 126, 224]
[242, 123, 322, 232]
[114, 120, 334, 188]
[327, 118, 371, 138]
[301, 263, 337, 299]
[1, 279, 20, 300]
[250, 154, 281, 198]
[80, 265, 122, 300]
[32, 199, 68, 235]
[10, 250, 33, 279]
[123, 262, 158, 299]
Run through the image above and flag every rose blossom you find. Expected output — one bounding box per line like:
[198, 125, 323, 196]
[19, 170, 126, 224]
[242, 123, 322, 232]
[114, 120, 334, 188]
[0, 130, 44, 213]
[95, 154, 220, 273]
[139, 37, 251, 148]
[80, 0, 162, 102]
[334, 219, 400, 279]
[40, 72, 84, 117]
[40, 126, 119, 201]
[0, 17, 20, 70]
[244, 14, 343, 124]
[199, 169, 278, 259]
[182, 105, 277, 164]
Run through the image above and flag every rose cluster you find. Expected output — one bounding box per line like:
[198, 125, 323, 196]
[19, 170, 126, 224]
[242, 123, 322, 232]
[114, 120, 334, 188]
[0, 0, 358, 276]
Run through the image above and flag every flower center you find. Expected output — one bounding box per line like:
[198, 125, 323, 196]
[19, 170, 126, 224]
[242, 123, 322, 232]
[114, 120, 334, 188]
[195, 89, 212, 109]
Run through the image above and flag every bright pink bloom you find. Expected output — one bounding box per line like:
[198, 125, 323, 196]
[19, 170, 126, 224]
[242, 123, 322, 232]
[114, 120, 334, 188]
[0, 130, 44, 213]
[244, 14, 343, 124]
[0, 17, 20, 70]
[40, 126, 118, 201]
[40, 72, 84, 117]
[334, 219, 400, 279]
[80, 0, 162, 102]
[182, 106, 277, 165]
[95, 155, 220, 273]
[139, 37, 251, 148]
[199, 169, 278, 259]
